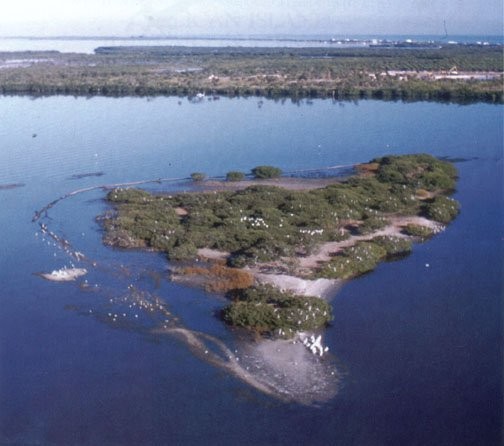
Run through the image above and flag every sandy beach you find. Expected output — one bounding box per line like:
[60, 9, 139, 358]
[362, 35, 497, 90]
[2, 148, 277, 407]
[254, 273, 341, 299]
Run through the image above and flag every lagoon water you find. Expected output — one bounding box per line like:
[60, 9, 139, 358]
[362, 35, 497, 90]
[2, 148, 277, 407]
[0, 96, 502, 445]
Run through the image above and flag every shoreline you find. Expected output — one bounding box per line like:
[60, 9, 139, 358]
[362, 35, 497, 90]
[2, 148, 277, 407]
[1, 46, 502, 104]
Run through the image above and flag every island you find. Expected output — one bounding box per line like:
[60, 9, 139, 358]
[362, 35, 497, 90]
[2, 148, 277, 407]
[100, 154, 459, 340]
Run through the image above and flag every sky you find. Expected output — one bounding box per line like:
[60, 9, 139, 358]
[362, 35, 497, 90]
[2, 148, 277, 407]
[0, 0, 502, 37]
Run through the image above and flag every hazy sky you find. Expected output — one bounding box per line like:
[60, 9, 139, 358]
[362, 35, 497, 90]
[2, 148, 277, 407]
[0, 0, 502, 37]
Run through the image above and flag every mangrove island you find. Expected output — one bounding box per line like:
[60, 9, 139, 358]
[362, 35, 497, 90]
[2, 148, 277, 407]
[100, 153, 459, 338]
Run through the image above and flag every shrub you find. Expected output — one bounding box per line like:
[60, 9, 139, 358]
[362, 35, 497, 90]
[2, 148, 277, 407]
[372, 236, 413, 257]
[251, 165, 282, 179]
[317, 241, 387, 279]
[190, 172, 206, 182]
[420, 170, 456, 191]
[402, 223, 434, 239]
[222, 285, 332, 337]
[374, 154, 458, 191]
[423, 196, 460, 223]
[226, 171, 245, 182]
[356, 216, 389, 235]
[168, 241, 198, 261]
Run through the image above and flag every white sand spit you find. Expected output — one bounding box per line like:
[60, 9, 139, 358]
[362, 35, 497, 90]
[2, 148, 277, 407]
[255, 273, 341, 299]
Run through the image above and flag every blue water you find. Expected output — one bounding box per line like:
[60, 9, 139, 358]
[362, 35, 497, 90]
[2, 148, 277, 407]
[0, 96, 502, 445]
[0, 34, 502, 53]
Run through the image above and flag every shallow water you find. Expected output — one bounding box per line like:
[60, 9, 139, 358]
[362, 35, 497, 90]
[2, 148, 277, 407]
[0, 96, 502, 445]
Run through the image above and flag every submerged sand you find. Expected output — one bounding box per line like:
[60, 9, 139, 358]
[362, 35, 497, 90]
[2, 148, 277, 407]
[237, 336, 339, 405]
[203, 175, 344, 191]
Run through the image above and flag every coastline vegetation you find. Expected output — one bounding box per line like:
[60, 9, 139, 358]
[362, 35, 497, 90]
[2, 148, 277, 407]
[101, 154, 459, 336]
[222, 285, 332, 337]
[251, 165, 283, 179]
[0, 45, 502, 103]
[316, 237, 414, 280]
[102, 154, 458, 267]
[226, 171, 246, 182]
[190, 172, 206, 182]
[402, 223, 435, 239]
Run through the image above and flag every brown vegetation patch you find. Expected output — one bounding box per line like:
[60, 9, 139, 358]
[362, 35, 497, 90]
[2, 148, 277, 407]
[179, 264, 254, 293]
[356, 162, 380, 175]
[415, 188, 435, 199]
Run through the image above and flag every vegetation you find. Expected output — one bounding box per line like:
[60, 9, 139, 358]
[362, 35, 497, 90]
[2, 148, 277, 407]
[372, 236, 413, 257]
[222, 285, 332, 337]
[102, 153, 458, 267]
[251, 165, 282, 179]
[356, 215, 390, 234]
[402, 223, 434, 239]
[190, 172, 206, 182]
[176, 264, 254, 293]
[423, 196, 460, 224]
[0, 45, 502, 103]
[317, 241, 388, 279]
[317, 236, 414, 279]
[226, 171, 246, 182]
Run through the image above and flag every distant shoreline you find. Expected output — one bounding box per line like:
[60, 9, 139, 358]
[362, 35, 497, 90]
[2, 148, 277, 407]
[0, 45, 501, 103]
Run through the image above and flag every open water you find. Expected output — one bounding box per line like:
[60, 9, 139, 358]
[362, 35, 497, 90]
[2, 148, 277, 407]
[0, 35, 502, 53]
[0, 96, 502, 445]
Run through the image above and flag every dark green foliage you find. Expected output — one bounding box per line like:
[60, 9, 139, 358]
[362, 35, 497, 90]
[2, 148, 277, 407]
[226, 171, 245, 182]
[190, 172, 206, 182]
[423, 196, 460, 223]
[374, 153, 458, 191]
[169, 241, 198, 261]
[317, 242, 387, 279]
[372, 236, 413, 257]
[102, 154, 459, 274]
[222, 285, 332, 337]
[401, 223, 434, 239]
[251, 165, 283, 179]
[356, 216, 390, 235]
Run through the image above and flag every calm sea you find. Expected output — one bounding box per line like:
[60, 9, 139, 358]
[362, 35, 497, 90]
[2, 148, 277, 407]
[0, 96, 502, 445]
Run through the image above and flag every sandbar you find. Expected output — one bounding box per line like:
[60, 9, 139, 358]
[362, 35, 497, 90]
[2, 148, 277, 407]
[39, 268, 87, 282]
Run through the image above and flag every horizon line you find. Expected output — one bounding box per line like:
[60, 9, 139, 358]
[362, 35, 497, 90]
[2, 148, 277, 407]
[0, 33, 502, 40]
